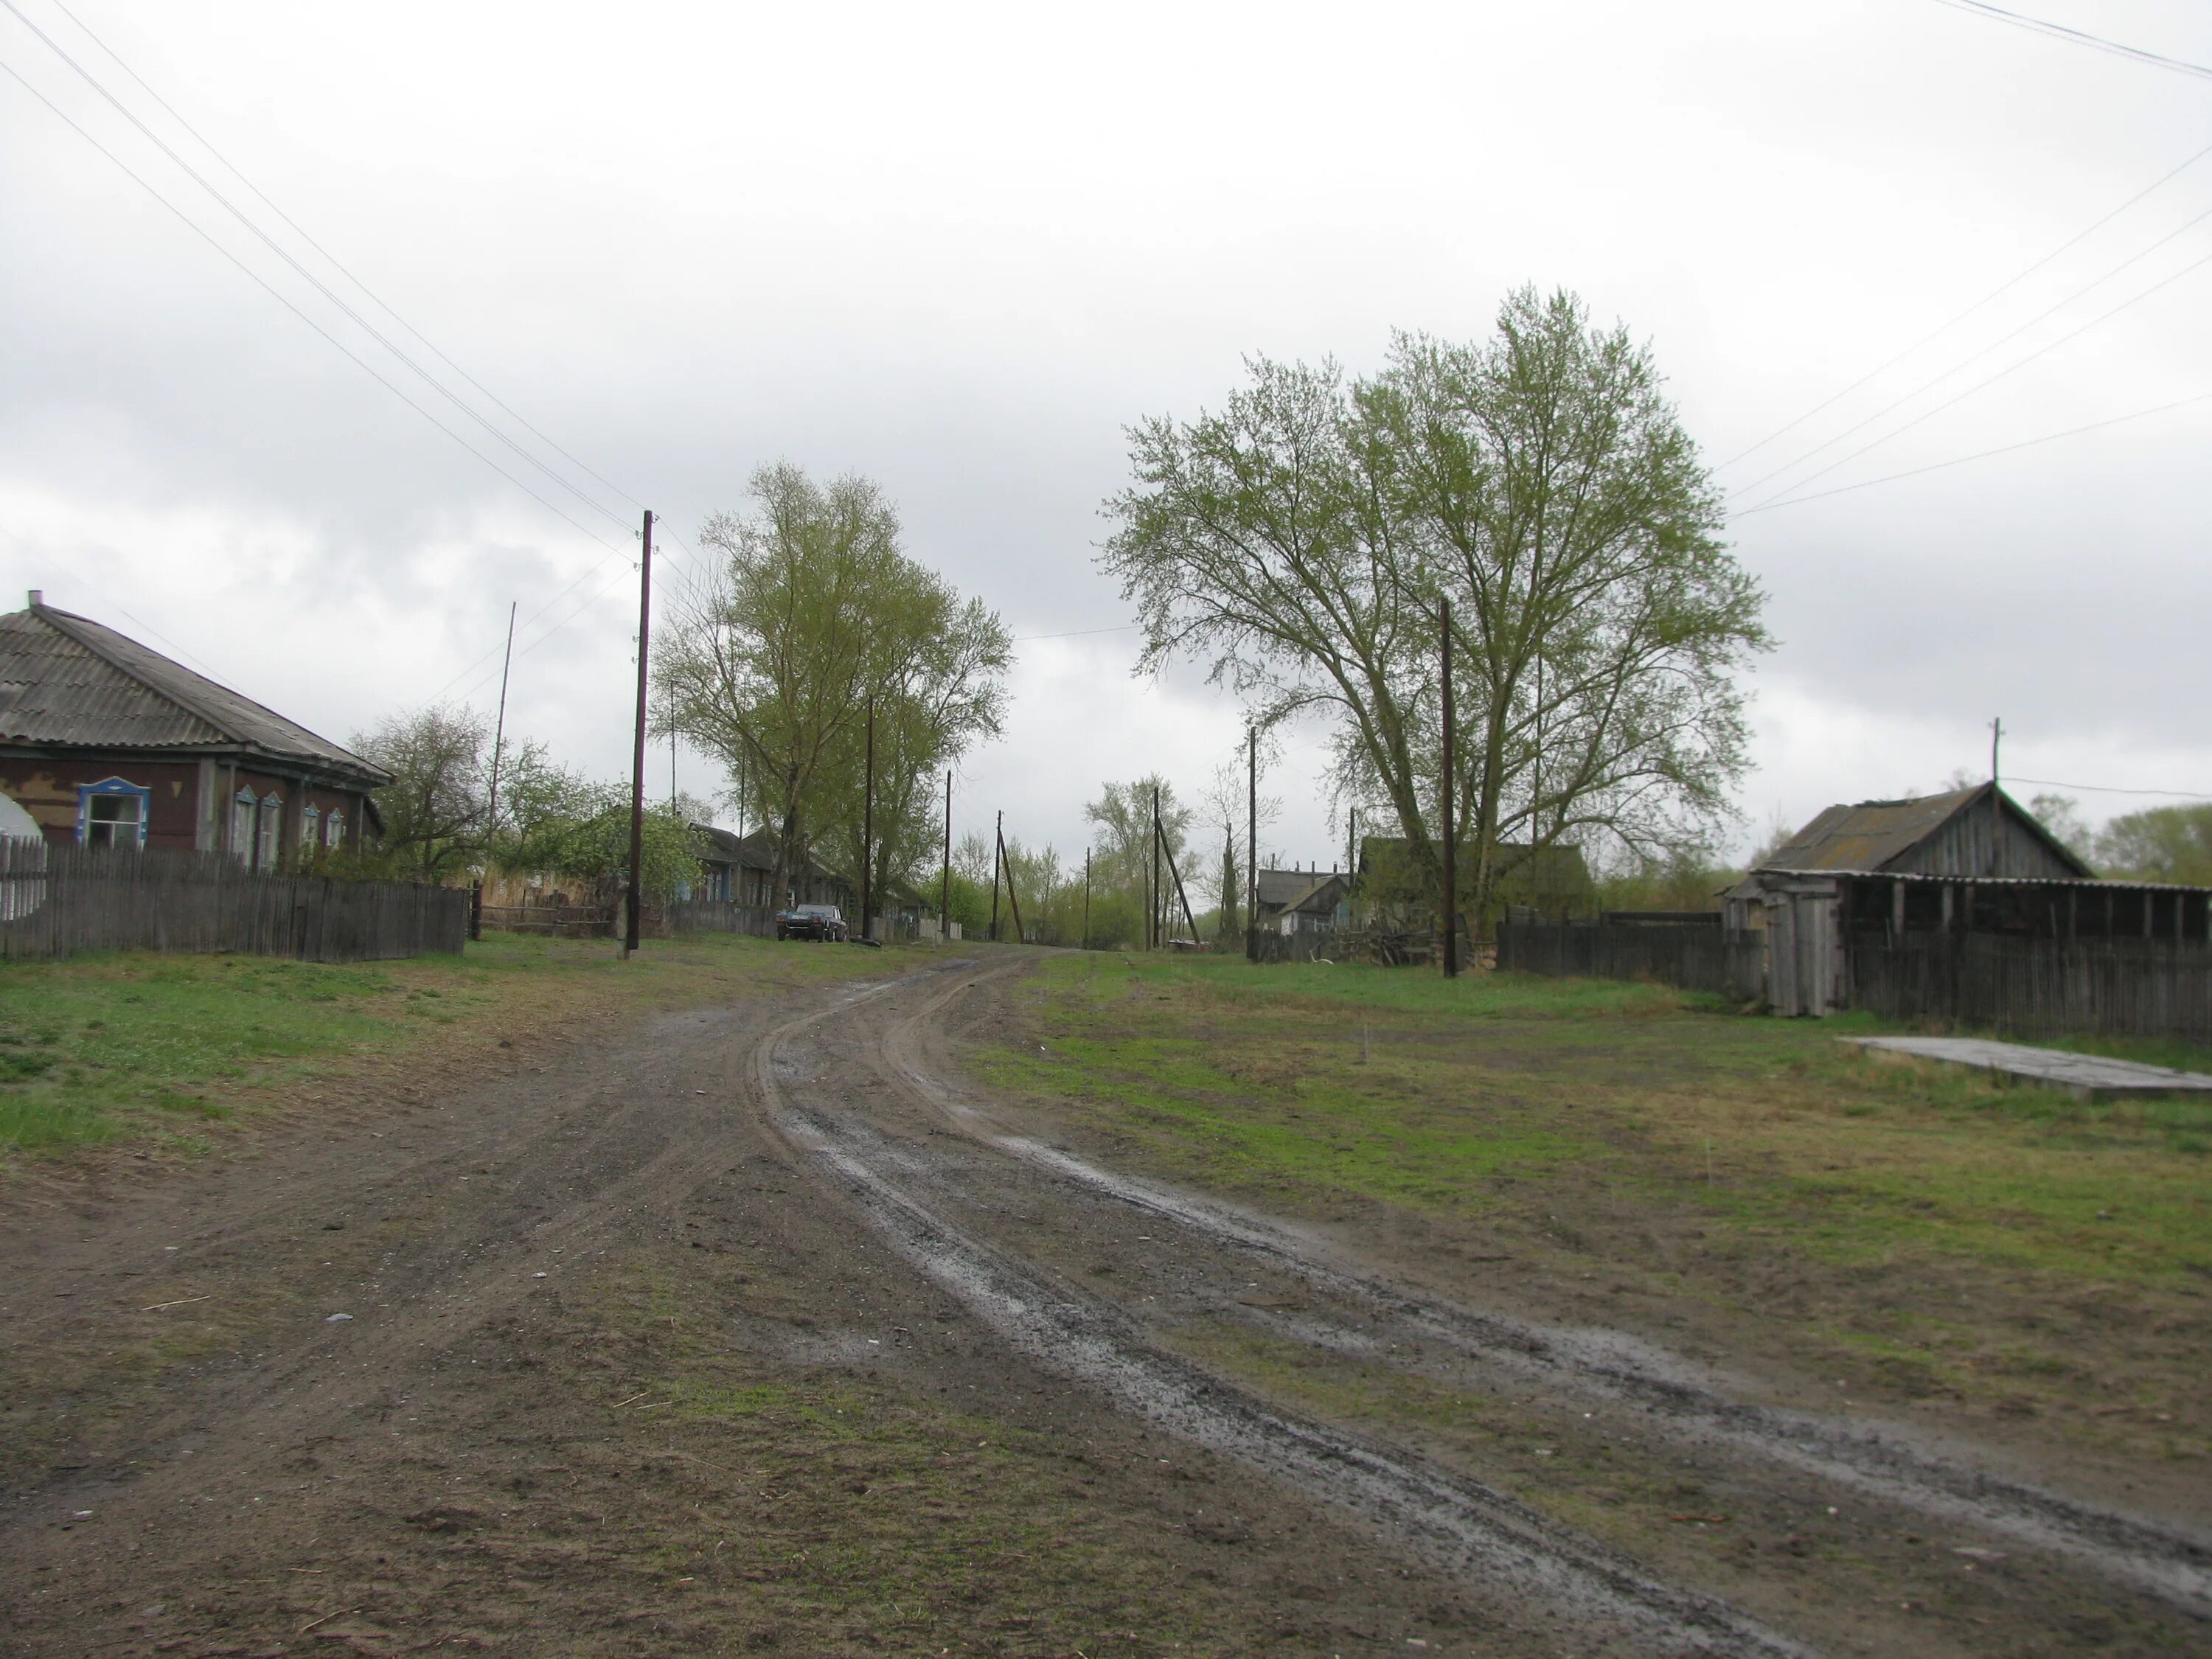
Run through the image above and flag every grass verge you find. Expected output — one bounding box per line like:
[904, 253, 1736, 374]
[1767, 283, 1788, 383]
[0, 932, 899, 1159]
[973, 954, 2212, 1454]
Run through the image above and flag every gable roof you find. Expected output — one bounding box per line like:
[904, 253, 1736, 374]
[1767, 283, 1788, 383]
[1256, 866, 1346, 908]
[1760, 783, 2092, 878]
[1256, 868, 1349, 915]
[0, 599, 389, 786]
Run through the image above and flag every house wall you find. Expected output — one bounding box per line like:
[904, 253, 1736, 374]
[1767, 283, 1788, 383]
[0, 757, 202, 849]
[0, 754, 372, 863]
[1893, 797, 2083, 880]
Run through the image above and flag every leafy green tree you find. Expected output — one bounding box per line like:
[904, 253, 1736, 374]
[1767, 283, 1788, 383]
[658, 464, 1010, 914]
[2096, 804, 2212, 887]
[1085, 776, 1196, 944]
[1102, 287, 1768, 935]
[2028, 793, 2095, 866]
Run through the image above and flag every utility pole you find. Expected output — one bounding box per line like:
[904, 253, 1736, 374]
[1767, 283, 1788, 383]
[1989, 716, 2004, 877]
[1082, 846, 1091, 951]
[1246, 726, 1257, 964]
[473, 599, 517, 945]
[998, 818, 1026, 942]
[1151, 786, 1163, 951]
[990, 809, 1003, 942]
[939, 769, 952, 945]
[624, 510, 654, 959]
[860, 694, 874, 944]
[1439, 597, 1458, 978]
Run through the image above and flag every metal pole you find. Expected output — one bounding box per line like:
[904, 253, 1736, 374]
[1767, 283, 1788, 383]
[624, 510, 653, 958]
[1440, 597, 1458, 978]
[939, 768, 951, 945]
[860, 693, 874, 944]
[990, 810, 1003, 942]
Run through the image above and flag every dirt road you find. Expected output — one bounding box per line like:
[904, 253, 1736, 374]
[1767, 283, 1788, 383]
[4, 953, 2206, 1655]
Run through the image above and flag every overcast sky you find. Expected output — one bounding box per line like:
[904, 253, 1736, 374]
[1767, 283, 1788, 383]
[4, 0, 2209, 871]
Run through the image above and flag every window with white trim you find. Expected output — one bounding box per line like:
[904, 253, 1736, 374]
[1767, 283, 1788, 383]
[79, 778, 152, 850]
[325, 810, 345, 850]
[257, 791, 282, 872]
[301, 805, 321, 862]
[232, 789, 257, 865]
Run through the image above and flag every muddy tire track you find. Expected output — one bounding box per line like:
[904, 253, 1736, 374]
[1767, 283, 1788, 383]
[872, 960, 2212, 1614]
[757, 962, 1810, 1655]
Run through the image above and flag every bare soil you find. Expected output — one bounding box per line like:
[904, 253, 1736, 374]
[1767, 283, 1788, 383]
[3, 951, 2207, 1657]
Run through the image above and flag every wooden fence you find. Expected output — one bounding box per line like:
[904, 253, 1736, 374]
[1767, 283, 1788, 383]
[0, 839, 467, 964]
[1496, 919, 1766, 1000]
[1848, 933, 2212, 1046]
[476, 899, 779, 940]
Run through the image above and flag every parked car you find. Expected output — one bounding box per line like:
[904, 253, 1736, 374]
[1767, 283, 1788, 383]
[776, 902, 849, 942]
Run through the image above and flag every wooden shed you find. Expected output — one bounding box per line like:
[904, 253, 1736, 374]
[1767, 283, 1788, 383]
[1720, 784, 2212, 1015]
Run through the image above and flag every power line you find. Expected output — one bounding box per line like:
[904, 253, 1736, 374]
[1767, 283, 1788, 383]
[2009, 776, 2212, 801]
[1717, 138, 2212, 473]
[41, 0, 651, 519]
[1733, 240, 2212, 512]
[1731, 197, 2212, 501]
[1012, 623, 1141, 642]
[1929, 0, 2212, 82]
[1732, 386, 2212, 515]
[0, 0, 634, 532]
[0, 51, 635, 565]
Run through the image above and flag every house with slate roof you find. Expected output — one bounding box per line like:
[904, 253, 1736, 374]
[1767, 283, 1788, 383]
[0, 593, 389, 869]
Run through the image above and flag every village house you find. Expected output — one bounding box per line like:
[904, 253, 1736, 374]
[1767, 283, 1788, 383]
[1723, 783, 2210, 1015]
[0, 594, 388, 868]
[1254, 866, 1352, 936]
[690, 823, 855, 911]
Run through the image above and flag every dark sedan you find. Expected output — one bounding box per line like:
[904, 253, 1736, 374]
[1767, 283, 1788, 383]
[775, 903, 849, 942]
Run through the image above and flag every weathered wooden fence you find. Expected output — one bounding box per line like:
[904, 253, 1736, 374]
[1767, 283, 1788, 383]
[1496, 919, 1766, 999]
[1848, 933, 2212, 1046]
[0, 839, 467, 964]
[660, 900, 777, 938]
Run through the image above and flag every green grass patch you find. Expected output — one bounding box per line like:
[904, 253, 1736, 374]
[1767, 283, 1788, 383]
[975, 953, 2212, 1439]
[0, 932, 897, 1158]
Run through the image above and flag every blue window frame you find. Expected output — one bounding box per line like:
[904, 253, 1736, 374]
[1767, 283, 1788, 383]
[77, 778, 152, 849]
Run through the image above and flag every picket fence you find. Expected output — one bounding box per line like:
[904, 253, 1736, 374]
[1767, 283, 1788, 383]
[0, 838, 467, 964]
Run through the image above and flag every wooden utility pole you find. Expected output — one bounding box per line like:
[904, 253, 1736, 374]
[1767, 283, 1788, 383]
[623, 510, 654, 959]
[1246, 726, 1258, 963]
[859, 694, 874, 944]
[997, 818, 1025, 942]
[1439, 597, 1458, 978]
[472, 600, 518, 945]
[990, 810, 1003, 941]
[1151, 786, 1162, 950]
[1082, 846, 1091, 950]
[939, 769, 952, 945]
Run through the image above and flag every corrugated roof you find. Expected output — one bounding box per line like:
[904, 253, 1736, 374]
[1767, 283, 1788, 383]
[1760, 787, 1984, 873]
[0, 602, 389, 785]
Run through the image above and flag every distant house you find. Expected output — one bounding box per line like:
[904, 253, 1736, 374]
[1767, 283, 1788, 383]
[0, 594, 387, 868]
[1723, 783, 2206, 1015]
[1254, 866, 1351, 936]
[691, 823, 854, 911]
[1357, 835, 1593, 928]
